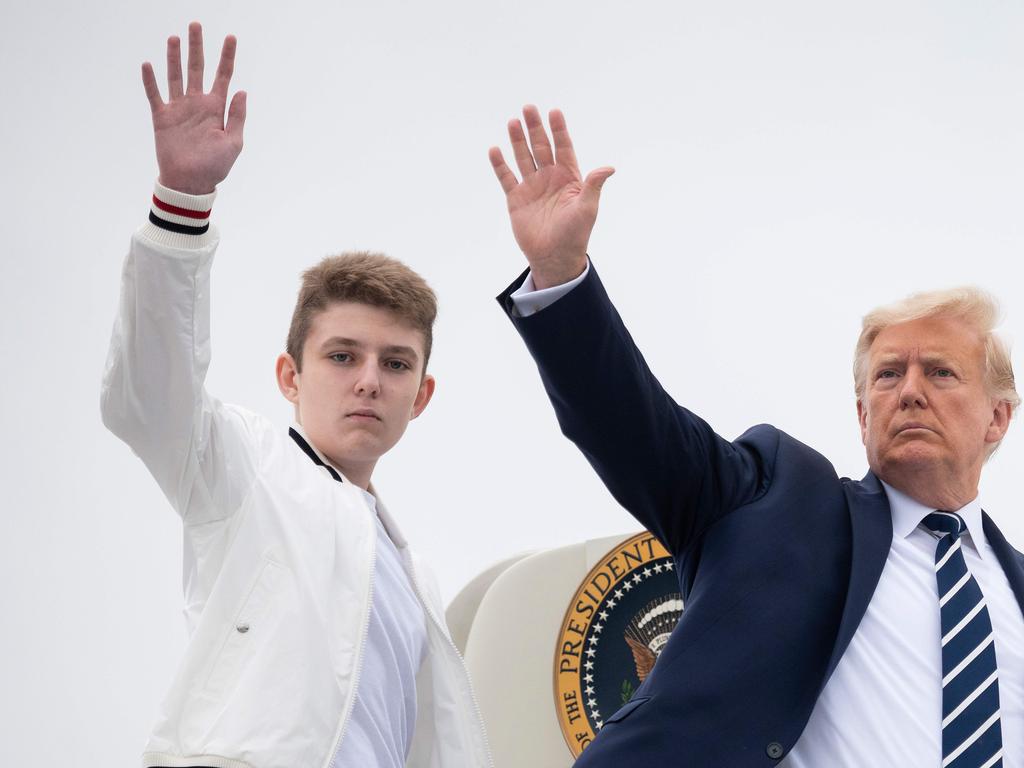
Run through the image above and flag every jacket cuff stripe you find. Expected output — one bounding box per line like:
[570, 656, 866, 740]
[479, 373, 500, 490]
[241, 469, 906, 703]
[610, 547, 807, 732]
[152, 195, 212, 220]
[148, 210, 211, 236]
[146, 181, 217, 240]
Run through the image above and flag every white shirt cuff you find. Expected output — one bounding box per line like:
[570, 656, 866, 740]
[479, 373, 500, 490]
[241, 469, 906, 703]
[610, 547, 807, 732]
[509, 261, 591, 317]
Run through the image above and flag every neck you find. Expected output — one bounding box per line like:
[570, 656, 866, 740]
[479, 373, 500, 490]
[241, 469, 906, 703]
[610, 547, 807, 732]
[878, 468, 978, 512]
[333, 458, 375, 491]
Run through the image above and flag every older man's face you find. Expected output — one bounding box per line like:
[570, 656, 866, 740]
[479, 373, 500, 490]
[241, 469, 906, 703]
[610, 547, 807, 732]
[857, 316, 1010, 496]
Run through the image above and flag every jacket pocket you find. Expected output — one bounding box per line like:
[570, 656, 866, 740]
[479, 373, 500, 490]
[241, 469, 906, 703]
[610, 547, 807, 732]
[202, 558, 287, 701]
[604, 696, 651, 724]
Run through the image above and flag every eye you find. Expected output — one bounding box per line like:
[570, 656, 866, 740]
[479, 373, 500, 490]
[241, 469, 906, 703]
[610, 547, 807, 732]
[876, 369, 898, 380]
[329, 353, 352, 363]
[385, 359, 411, 371]
[933, 368, 954, 378]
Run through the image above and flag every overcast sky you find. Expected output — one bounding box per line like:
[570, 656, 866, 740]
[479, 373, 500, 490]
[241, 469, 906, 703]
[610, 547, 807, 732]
[3, 0, 1024, 763]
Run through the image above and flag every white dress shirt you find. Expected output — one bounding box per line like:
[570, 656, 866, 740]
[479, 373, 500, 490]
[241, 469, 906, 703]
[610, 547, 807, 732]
[510, 267, 1024, 765]
[784, 483, 1024, 767]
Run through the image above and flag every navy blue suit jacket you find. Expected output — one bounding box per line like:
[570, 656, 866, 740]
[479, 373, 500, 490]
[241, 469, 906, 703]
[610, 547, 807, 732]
[498, 265, 1024, 766]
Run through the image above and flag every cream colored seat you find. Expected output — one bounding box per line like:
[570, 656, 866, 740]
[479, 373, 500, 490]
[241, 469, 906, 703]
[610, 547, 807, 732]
[446, 534, 636, 768]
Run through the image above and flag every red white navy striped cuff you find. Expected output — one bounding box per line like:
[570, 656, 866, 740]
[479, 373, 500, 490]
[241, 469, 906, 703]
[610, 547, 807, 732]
[148, 182, 216, 237]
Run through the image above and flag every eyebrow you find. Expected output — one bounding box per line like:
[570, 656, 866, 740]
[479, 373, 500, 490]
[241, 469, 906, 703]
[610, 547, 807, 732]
[871, 352, 962, 369]
[319, 337, 420, 362]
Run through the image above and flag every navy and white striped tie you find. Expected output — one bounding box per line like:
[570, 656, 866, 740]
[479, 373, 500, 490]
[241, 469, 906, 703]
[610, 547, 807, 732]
[922, 511, 1003, 768]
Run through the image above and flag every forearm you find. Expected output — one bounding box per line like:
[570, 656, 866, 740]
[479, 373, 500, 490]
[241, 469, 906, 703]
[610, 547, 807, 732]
[101, 184, 224, 515]
[106, 24, 255, 522]
[501, 265, 763, 555]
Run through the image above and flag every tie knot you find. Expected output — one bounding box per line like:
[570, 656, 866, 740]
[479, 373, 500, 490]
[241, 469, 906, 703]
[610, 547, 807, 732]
[921, 511, 966, 538]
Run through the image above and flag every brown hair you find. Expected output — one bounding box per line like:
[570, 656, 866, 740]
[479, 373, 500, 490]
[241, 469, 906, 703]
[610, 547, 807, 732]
[286, 252, 437, 372]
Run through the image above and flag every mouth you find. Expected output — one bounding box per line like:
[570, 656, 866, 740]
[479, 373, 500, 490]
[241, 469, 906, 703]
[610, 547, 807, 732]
[346, 410, 381, 422]
[895, 422, 935, 436]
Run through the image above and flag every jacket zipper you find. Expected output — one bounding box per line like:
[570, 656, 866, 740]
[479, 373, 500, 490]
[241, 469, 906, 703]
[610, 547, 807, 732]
[403, 551, 495, 768]
[321, 524, 377, 768]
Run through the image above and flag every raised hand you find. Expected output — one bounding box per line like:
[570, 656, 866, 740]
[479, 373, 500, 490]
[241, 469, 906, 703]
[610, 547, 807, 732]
[489, 106, 614, 289]
[141, 22, 246, 195]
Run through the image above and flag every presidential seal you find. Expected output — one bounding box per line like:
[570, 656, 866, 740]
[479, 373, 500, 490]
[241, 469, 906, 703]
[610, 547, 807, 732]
[553, 532, 682, 757]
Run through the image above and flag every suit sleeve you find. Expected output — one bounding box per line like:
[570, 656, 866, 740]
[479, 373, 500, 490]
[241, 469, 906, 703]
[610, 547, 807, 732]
[497, 264, 771, 556]
[100, 195, 260, 525]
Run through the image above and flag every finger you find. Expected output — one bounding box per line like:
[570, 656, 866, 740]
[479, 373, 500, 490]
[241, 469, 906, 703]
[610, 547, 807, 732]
[549, 109, 579, 174]
[166, 35, 184, 99]
[581, 167, 615, 207]
[186, 21, 205, 94]
[488, 147, 519, 195]
[226, 91, 247, 145]
[141, 62, 164, 111]
[212, 34, 237, 98]
[523, 104, 554, 168]
[507, 118, 537, 178]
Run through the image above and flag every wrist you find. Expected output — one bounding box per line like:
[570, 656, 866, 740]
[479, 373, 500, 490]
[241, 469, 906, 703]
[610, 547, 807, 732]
[157, 174, 217, 196]
[530, 254, 588, 290]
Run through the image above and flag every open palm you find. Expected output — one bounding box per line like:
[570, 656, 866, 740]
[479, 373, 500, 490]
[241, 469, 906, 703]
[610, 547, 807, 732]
[489, 107, 614, 289]
[142, 23, 246, 195]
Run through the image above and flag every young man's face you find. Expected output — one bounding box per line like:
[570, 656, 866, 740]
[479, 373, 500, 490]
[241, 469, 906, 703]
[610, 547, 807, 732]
[277, 301, 435, 488]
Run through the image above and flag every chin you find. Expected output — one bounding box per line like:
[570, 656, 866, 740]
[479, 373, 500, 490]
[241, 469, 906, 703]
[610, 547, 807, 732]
[336, 435, 390, 464]
[879, 445, 944, 476]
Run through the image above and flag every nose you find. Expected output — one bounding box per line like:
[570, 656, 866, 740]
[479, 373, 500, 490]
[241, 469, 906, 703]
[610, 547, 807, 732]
[898, 367, 928, 410]
[354, 361, 380, 398]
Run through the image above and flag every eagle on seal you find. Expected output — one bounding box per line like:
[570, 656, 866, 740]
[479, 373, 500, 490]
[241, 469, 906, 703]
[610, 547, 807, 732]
[624, 594, 683, 681]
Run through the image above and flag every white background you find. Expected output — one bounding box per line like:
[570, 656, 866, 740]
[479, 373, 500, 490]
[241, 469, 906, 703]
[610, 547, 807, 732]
[3, 0, 1024, 764]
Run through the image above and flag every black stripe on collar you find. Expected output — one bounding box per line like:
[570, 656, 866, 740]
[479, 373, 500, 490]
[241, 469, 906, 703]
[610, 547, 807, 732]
[289, 427, 343, 483]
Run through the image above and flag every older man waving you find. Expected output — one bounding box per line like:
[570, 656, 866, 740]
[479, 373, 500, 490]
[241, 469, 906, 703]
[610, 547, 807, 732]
[490, 105, 1024, 768]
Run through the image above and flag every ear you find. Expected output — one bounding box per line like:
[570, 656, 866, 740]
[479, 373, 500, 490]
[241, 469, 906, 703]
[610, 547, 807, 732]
[856, 398, 868, 445]
[985, 399, 1012, 444]
[276, 353, 301, 406]
[411, 374, 436, 420]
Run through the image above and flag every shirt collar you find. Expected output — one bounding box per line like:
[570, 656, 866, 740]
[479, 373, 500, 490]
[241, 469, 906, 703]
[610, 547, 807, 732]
[882, 479, 987, 558]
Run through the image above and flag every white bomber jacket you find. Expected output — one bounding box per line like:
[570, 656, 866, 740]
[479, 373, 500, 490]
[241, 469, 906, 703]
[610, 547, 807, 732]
[100, 187, 491, 768]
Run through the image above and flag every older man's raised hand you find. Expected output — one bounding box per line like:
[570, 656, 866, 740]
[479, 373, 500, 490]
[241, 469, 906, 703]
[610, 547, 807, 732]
[141, 22, 246, 195]
[488, 106, 614, 289]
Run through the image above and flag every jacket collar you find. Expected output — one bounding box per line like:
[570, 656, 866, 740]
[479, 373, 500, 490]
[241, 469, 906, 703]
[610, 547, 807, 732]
[289, 425, 343, 482]
[287, 424, 409, 549]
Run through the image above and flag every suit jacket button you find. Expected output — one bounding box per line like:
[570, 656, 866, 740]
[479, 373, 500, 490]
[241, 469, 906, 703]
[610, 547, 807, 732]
[766, 742, 784, 759]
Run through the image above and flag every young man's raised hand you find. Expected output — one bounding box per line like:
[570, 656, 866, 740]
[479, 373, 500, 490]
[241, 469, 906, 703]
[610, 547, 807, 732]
[141, 21, 246, 195]
[488, 105, 614, 289]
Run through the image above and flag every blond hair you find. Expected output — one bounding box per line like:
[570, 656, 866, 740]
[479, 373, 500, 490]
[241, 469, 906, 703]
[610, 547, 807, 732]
[286, 252, 437, 372]
[853, 287, 1019, 446]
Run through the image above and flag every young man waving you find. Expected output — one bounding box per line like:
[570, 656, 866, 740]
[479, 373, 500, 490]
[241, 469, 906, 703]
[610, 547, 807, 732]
[101, 23, 490, 768]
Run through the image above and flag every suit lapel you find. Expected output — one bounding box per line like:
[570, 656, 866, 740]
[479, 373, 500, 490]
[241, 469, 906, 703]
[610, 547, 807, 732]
[824, 472, 893, 681]
[982, 511, 1024, 619]
[817, 484, 1024, 687]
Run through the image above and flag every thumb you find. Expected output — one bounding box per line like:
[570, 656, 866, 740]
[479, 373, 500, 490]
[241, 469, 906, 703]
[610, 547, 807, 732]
[581, 166, 615, 205]
[226, 90, 247, 145]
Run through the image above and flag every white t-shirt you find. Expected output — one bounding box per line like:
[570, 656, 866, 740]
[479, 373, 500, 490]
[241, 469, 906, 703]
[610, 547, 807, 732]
[331, 510, 428, 767]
